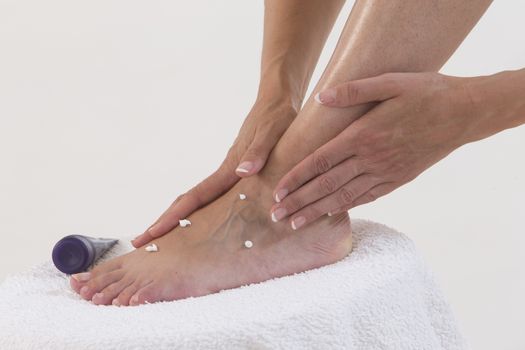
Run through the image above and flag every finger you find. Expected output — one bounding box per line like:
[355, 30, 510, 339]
[273, 128, 358, 203]
[329, 182, 394, 215]
[132, 160, 240, 248]
[236, 129, 281, 177]
[287, 175, 380, 230]
[270, 157, 363, 222]
[315, 73, 403, 107]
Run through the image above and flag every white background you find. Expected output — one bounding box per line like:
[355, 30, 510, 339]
[0, 1, 523, 349]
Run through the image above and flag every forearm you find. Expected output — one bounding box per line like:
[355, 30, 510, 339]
[257, 0, 345, 110]
[465, 69, 525, 142]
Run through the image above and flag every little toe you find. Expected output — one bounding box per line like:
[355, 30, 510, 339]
[91, 277, 134, 306]
[79, 269, 125, 301]
[129, 282, 161, 306]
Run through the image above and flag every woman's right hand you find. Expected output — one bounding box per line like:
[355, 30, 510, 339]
[132, 98, 297, 248]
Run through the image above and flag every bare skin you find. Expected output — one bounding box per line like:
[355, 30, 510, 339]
[70, 0, 491, 305]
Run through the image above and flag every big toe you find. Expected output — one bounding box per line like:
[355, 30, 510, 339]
[79, 269, 125, 301]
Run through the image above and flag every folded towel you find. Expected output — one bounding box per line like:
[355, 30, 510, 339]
[0, 219, 467, 350]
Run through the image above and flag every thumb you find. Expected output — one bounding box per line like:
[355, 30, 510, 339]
[235, 129, 279, 177]
[315, 73, 402, 107]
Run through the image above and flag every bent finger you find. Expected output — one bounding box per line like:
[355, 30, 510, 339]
[330, 182, 395, 215]
[287, 175, 380, 230]
[270, 157, 363, 222]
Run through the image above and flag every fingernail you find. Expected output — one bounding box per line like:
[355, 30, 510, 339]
[72, 272, 91, 282]
[291, 216, 306, 230]
[80, 286, 90, 295]
[112, 298, 121, 307]
[316, 89, 336, 105]
[271, 207, 287, 222]
[236, 161, 253, 174]
[92, 293, 103, 302]
[274, 189, 288, 203]
[130, 295, 139, 306]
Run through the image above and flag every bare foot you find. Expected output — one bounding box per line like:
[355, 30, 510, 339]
[70, 175, 352, 306]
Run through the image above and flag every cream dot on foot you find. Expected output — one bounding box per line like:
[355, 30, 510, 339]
[145, 243, 158, 252]
[244, 240, 253, 248]
[179, 219, 191, 227]
[239, 193, 247, 200]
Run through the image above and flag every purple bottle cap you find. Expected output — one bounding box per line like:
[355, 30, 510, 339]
[52, 235, 94, 274]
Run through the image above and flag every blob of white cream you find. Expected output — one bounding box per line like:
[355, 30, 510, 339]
[179, 219, 191, 227]
[244, 240, 253, 248]
[239, 193, 247, 200]
[145, 243, 158, 252]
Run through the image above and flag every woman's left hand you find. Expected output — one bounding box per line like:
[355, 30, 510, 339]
[271, 72, 479, 229]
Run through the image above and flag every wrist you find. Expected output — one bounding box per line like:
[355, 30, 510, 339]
[459, 70, 525, 144]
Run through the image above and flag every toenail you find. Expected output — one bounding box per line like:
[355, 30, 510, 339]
[179, 219, 191, 227]
[92, 293, 103, 301]
[112, 298, 121, 307]
[80, 286, 90, 295]
[291, 216, 306, 230]
[271, 207, 287, 222]
[274, 189, 288, 203]
[145, 243, 158, 252]
[239, 193, 247, 200]
[244, 240, 253, 248]
[130, 295, 139, 305]
[72, 272, 91, 282]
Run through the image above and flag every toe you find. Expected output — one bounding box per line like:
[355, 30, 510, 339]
[116, 282, 141, 307]
[90, 257, 123, 276]
[79, 269, 125, 301]
[129, 282, 161, 306]
[91, 277, 134, 306]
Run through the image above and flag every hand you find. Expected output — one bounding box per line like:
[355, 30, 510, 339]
[133, 99, 297, 247]
[271, 72, 477, 229]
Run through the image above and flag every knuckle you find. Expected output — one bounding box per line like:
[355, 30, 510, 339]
[364, 191, 377, 203]
[344, 83, 360, 103]
[339, 187, 355, 206]
[312, 151, 331, 175]
[318, 175, 337, 194]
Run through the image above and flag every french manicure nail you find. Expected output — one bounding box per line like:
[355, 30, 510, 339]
[274, 189, 288, 203]
[72, 272, 91, 282]
[112, 298, 121, 307]
[80, 286, 90, 295]
[130, 295, 139, 305]
[271, 207, 287, 222]
[236, 161, 253, 174]
[291, 216, 306, 230]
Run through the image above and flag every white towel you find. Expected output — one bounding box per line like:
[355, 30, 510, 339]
[0, 219, 467, 350]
